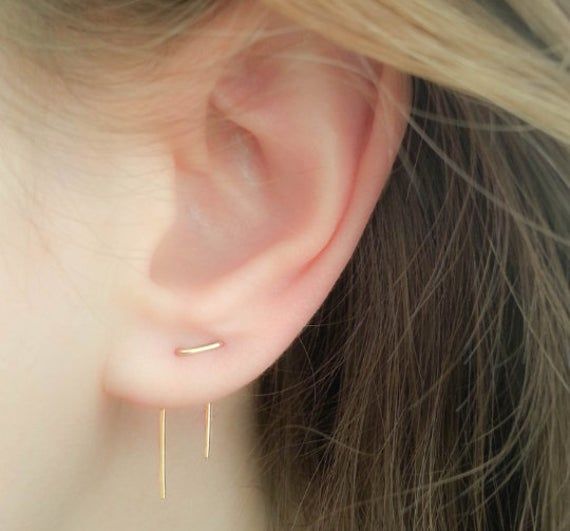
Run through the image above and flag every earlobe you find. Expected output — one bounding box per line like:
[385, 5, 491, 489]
[101, 30, 410, 409]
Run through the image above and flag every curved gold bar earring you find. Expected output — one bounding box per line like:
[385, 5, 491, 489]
[158, 340, 224, 499]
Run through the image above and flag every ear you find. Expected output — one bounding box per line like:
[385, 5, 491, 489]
[101, 21, 411, 408]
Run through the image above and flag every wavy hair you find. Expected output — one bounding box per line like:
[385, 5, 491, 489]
[1, 1, 568, 529]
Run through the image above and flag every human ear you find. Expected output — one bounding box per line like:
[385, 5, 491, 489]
[101, 19, 411, 408]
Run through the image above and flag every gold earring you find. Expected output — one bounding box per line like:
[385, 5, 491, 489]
[158, 340, 224, 499]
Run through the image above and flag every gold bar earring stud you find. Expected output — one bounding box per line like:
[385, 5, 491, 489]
[158, 340, 224, 499]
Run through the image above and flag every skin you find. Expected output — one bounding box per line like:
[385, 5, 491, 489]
[0, 4, 410, 530]
[0, 123, 267, 530]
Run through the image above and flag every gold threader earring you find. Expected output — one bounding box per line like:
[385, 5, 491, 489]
[158, 340, 224, 499]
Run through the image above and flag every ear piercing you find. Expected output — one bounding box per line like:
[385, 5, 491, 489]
[159, 340, 224, 500]
[174, 341, 223, 355]
[159, 408, 166, 499]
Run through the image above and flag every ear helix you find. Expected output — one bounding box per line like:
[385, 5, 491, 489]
[158, 340, 224, 500]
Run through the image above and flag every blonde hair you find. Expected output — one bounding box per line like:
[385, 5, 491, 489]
[2, 1, 568, 529]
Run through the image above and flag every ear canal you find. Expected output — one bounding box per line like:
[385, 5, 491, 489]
[148, 99, 280, 293]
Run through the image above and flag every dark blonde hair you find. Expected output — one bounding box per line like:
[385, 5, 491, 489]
[2, 1, 569, 529]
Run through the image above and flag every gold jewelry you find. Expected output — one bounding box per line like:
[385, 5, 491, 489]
[159, 408, 166, 499]
[159, 340, 224, 499]
[175, 341, 224, 355]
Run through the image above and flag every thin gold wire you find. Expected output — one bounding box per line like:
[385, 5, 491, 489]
[159, 408, 166, 500]
[158, 340, 222, 498]
[204, 402, 211, 458]
[175, 340, 224, 356]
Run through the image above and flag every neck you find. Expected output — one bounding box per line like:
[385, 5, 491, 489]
[61, 384, 267, 530]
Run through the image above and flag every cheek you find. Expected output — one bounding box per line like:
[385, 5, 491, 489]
[0, 192, 122, 522]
